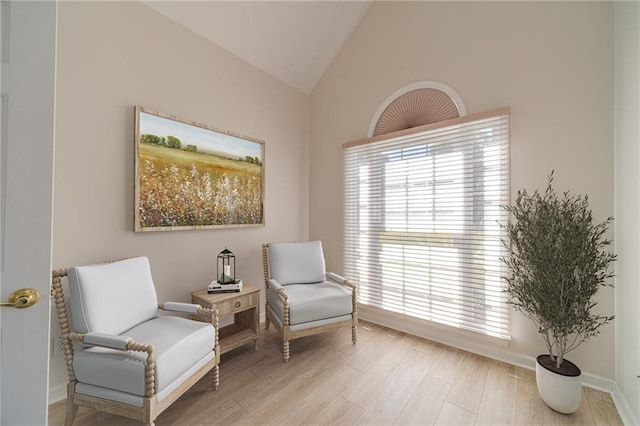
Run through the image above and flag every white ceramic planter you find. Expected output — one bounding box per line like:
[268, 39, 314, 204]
[535, 355, 582, 414]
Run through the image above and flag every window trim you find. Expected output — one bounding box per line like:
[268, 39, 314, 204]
[347, 106, 510, 150]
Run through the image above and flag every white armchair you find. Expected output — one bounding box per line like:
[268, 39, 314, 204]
[51, 256, 220, 426]
[262, 241, 357, 362]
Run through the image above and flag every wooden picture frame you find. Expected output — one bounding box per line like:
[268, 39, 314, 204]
[134, 106, 265, 232]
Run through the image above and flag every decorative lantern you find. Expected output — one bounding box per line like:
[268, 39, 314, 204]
[217, 248, 235, 284]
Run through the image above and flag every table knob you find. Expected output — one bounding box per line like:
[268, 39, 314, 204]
[235, 301, 241, 308]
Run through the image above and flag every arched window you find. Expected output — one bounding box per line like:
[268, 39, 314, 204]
[368, 81, 467, 137]
[345, 84, 510, 342]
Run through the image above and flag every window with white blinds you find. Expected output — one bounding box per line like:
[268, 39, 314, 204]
[343, 107, 511, 341]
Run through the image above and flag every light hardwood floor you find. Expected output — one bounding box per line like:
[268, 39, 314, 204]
[49, 320, 623, 425]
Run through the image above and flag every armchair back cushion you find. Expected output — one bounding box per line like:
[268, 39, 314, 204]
[268, 241, 326, 285]
[67, 257, 159, 335]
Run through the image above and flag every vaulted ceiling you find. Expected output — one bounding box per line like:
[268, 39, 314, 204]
[143, 1, 371, 94]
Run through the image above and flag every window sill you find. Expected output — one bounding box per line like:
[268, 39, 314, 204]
[358, 303, 511, 349]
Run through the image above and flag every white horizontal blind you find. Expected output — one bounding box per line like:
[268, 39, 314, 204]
[344, 108, 511, 341]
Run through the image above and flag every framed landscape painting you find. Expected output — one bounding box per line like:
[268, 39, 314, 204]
[134, 106, 265, 232]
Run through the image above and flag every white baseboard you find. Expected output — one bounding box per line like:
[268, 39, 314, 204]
[611, 382, 639, 426]
[358, 304, 615, 392]
[48, 382, 67, 405]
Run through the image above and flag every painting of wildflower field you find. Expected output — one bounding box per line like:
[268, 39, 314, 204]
[134, 106, 264, 232]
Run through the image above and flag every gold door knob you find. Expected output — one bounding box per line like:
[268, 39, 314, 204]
[0, 288, 40, 309]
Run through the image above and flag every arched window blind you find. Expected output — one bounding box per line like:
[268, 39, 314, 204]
[373, 88, 461, 137]
[343, 107, 511, 342]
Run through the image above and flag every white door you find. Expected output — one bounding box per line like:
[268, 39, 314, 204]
[0, 0, 57, 424]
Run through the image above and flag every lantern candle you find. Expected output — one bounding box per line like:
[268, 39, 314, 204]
[217, 247, 235, 284]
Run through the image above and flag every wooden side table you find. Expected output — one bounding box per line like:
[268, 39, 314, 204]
[191, 284, 261, 355]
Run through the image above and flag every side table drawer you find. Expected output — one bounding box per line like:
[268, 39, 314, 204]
[216, 292, 258, 316]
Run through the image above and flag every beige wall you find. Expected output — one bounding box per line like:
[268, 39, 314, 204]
[310, 2, 615, 381]
[50, 0, 621, 399]
[50, 1, 308, 394]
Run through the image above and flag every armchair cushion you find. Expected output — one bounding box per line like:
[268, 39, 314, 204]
[73, 316, 214, 397]
[68, 257, 159, 335]
[266, 281, 352, 325]
[269, 241, 326, 285]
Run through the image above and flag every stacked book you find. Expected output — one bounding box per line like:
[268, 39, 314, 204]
[208, 279, 243, 294]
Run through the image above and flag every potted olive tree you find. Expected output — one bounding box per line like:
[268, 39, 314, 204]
[500, 172, 616, 414]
